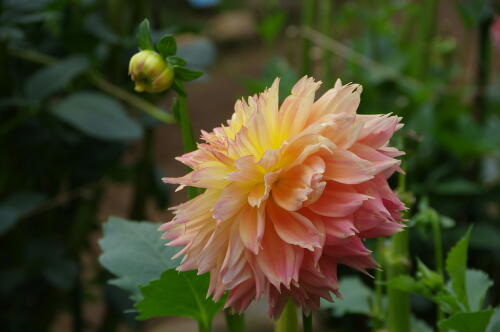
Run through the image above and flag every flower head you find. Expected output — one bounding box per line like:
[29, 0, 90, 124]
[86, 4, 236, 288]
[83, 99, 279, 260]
[129, 50, 174, 93]
[161, 77, 406, 317]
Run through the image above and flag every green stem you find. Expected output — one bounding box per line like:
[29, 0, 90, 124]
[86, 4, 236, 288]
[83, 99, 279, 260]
[387, 162, 410, 332]
[197, 321, 211, 332]
[301, 0, 316, 76]
[176, 96, 198, 199]
[8, 47, 175, 124]
[473, 13, 493, 122]
[302, 312, 313, 332]
[372, 238, 386, 330]
[319, 0, 333, 86]
[275, 299, 299, 332]
[224, 310, 246, 332]
[431, 213, 444, 323]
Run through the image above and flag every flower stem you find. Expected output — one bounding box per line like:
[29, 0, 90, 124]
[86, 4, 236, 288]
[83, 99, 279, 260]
[197, 321, 211, 332]
[387, 162, 411, 332]
[431, 214, 444, 323]
[372, 238, 386, 330]
[275, 299, 299, 332]
[175, 95, 198, 199]
[224, 309, 246, 332]
[319, 0, 333, 86]
[302, 312, 313, 332]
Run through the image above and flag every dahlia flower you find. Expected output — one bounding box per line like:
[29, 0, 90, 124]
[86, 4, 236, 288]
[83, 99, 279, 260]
[161, 77, 405, 317]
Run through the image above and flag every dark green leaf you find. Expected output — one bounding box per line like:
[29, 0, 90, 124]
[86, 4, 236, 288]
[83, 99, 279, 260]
[156, 35, 177, 57]
[0, 192, 45, 235]
[99, 217, 180, 301]
[136, 270, 225, 329]
[446, 228, 472, 309]
[174, 67, 203, 81]
[25, 56, 89, 100]
[466, 269, 493, 311]
[137, 19, 153, 50]
[321, 276, 373, 316]
[50, 92, 142, 141]
[438, 309, 494, 332]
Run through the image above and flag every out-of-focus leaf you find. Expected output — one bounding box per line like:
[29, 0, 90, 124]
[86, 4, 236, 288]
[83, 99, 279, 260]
[446, 228, 471, 308]
[84, 14, 120, 44]
[0, 192, 45, 235]
[321, 276, 372, 316]
[486, 308, 500, 332]
[412, 315, 433, 332]
[43, 258, 78, 290]
[438, 309, 494, 332]
[50, 92, 142, 141]
[136, 270, 225, 329]
[137, 19, 153, 50]
[99, 217, 180, 301]
[156, 35, 177, 58]
[466, 269, 493, 311]
[187, 0, 220, 8]
[24, 56, 89, 100]
[433, 179, 481, 195]
[453, 0, 492, 27]
[258, 12, 286, 44]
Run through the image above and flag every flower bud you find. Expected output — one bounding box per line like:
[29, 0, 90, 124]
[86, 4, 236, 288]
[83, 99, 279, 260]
[128, 50, 174, 93]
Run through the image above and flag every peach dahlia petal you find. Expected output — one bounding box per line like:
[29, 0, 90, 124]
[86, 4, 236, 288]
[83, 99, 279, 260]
[161, 76, 406, 318]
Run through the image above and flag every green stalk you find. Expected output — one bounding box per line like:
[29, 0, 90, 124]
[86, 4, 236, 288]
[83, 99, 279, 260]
[302, 312, 313, 332]
[175, 96, 198, 199]
[224, 310, 246, 332]
[409, 0, 438, 79]
[301, 0, 316, 76]
[386, 166, 410, 332]
[431, 213, 444, 323]
[319, 0, 333, 86]
[275, 299, 299, 332]
[372, 238, 386, 331]
[198, 321, 211, 332]
[473, 13, 493, 122]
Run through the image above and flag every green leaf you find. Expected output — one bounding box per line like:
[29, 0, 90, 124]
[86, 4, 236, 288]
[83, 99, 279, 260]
[156, 35, 177, 57]
[172, 79, 186, 96]
[446, 228, 472, 309]
[50, 92, 142, 141]
[0, 192, 45, 235]
[174, 67, 203, 81]
[257, 12, 287, 44]
[321, 276, 372, 316]
[25, 56, 89, 100]
[136, 270, 225, 329]
[486, 308, 500, 332]
[98, 216, 180, 300]
[137, 19, 153, 50]
[466, 269, 493, 311]
[167, 56, 186, 67]
[438, 309, 494, 332]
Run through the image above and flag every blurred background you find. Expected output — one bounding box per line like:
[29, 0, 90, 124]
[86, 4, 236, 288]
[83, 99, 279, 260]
[1, 0, 499, 331]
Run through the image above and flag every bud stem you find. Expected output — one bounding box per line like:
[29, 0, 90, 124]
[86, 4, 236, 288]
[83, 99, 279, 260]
[275, 299, 299, 332]
[224, 310, 246, 332]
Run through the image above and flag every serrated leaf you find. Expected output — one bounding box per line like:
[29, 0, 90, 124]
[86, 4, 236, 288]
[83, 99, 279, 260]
[446, 228, 472, 309]
[137, 19, 153, 50]
[321, 276, 372, 316]
[99, 217, 180, 301]
[466, 269, 493, 311]
[438, 309, 494, 332]
[136, 270, 225, 330]
[156, 35, 176, 57]
[25, 56, 89, 100]
[50, 92, 142, 141]
[174, 67, 203, 81]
